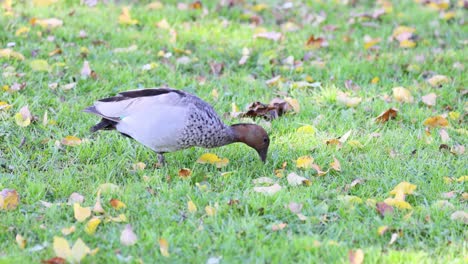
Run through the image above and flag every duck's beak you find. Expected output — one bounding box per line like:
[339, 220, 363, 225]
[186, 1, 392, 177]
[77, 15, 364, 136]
[256, 147, 268, 163]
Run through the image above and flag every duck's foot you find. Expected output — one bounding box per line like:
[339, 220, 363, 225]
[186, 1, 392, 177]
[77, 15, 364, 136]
[154, 153, 166, 168]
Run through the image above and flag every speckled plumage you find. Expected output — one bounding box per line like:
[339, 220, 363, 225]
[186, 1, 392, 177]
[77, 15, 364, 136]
[84, 87, 270, 164]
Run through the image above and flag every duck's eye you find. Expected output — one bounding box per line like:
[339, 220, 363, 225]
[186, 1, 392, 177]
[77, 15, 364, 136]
[263, 137, 268, 143]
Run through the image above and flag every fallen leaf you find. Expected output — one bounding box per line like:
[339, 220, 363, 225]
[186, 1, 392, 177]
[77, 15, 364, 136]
[132, 162, 146, 171]
[16, 234, 26, 249]
[93, 190, 105, 213]
[35, 18, 63, 29]
[241, 99, 292, 120]
[287, 173, 311, 186]
[197, 153, 229, 168]
[73, 203, 91, 222]
[254, 31, 282, 41]
[284, 97, 300, 113]
[392, 87, 414, 103]
[457, 176, 468, 182]
[70, 239, 90, 263]
[120, 224, 137, 246]
[450, 211, 468, 224]
[61, 226, 75, 236]
[311, 164, 328, 176]
[187, 200, 197, 213]
[271, 223, 287, 231]
[15, 106, 32, 127]
[53, 237, 72, 260]
[377, 226, 389, 236]
[451, 145, 465, 155]
[296, 156, 314, 169]
[421, 93, 437, 107]
[439, 129, 450, 143]
[384, 198, 412, 209]
[253, 183, 282, 195]
[68, 192, 84, 204]
[375, 108, 398, 123]
[238, 47, 250, 65]
[209, 62, 224, 76]
[146, 1, 163, 10]
[306, 35, 327, 48]
[80, 61, 92, 78]
[41, 257, 66, 264]
[253, 177, 275, 185]
[30, 60, 50, 72]
[0, 48, 25, 60]
[348, 249, 364, 264]
[119, 7, 138, 25]
[423, 116, 448, 128]
[330, 157, 341, 172]
[110, 199, 126, 210]
[205, 205, 216, 216]
[61, 82, 76, 91]
[84, 218, 101, 235]
[297, 125, 315, 134]
[178, 168, 192, 178]
[0, 189, 20, 210]
[389, 182, 417, 196]
[376, 202, 394, 216]
[61, 136, 82, 146]
[159, 238, 170, 257]
[0, 101, 12, 111]
[288, 202, 303, 214]
[337, 92, 362, 107]
[427, 75, 449, 87]
[389, 233, 399, 245]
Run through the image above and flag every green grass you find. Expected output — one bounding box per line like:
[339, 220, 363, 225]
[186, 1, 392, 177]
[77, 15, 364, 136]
[1, 0, 467, 263]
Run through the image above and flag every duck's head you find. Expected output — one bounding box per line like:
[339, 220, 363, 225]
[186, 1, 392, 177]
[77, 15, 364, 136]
[231, 124, 270, 162]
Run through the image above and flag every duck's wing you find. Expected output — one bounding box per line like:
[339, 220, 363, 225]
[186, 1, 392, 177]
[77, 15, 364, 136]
[83, 88, 188, 121]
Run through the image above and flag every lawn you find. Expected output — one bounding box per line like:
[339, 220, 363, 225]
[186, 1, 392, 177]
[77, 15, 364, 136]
[0, 0, 467, 263]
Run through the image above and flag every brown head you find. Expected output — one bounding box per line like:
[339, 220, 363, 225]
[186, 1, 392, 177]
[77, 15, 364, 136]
[230, 124, 270, 162]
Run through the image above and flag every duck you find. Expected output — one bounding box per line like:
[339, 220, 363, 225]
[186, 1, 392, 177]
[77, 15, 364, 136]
[84, 88, 270, 165]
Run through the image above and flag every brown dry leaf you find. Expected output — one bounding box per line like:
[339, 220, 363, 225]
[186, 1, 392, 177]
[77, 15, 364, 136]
[0, 189, 20, 210]
[209, 62, 224, 76]
[336, 92, 362, 107]
[159, 238, 170, 257]
[120, 224, 138, 246]
[178, 168, 192, 178]
[392, 87, 414, 103]
[348, 249, 364, 264]
[16, 234, 26, 249]
[311, 164, 328, 176]
[73, 203, 91, 222]
[253, 183, 282, 195]
[48, 48, 62, 57]
[423, 116, 448, 128]
[450, 211, 468, 224]
[110, 199, 126, 210]
[288, 202, 303, 214]
[254, 31, 282, 41]
[375, 108, 398, 123]
[241, 99, 291, 120]
[376, 202, 394, 217]
[41, 257, 66, 264]
[271, 223, 287, 231]
[68, 192, 84, 204]
[330, 157, 341, 172]
[287, 173, 311, 186]
[421, 93, 437, 107]
[284, 97, 300, 113]
[427, 75, 449, 87]
[61, 136, 82, 146]
[306, 35, 328, 48]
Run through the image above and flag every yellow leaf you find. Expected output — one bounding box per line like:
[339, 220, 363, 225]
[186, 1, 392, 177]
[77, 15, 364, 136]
[389, 181, 417, 196]
[110, 199, 126, 210]
[336, 92, 362, 107]
[15, 112, 30, 127]
[61, 136, 82, 146]
[15, 26, 30, 36]
[441, 11, 455, 21]
[384, 198, 412, 209]
[377, 226, 389, 236]
[296, 156, 314, 169]
[297, 125, 315, 134]
[392, 87, 414, 103]
[0, 189, 20, 210]
[330, 157, 341, 172]
[286, 172, 311, 186]
[159, 238, 170, 257]
[197, 153, 221, 164]
[74, 203, 91, 222]
[457, 176, 468, 182]
[427, 75, 449, 87]
[205, 205, 216, 216]
[108, 214, 127, 223]
[53, 236, 72, 259]
[371, 77, 380, 84]
[448, 111, 460, 120]
[349, 249, 364, 264]
[364, 38, 381, 50]
[0, 48, 25, 60]
[146, 1, 163, 10]
[16, 234, 26, 249]
[119, 7, 138, 25]
[187, 200, 197, 213]
[30, 59, 50, 72]
[85, 218, 101, 235]
[392, 26, 416, 38]
[399, 40, 416, 48]
[0, 102, 11, 111]
[423, 116, 449, 128]
[71, 238, 90, 263]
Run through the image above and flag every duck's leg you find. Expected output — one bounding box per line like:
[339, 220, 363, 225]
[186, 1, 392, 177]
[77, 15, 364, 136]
[157, 153, 166, 166]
